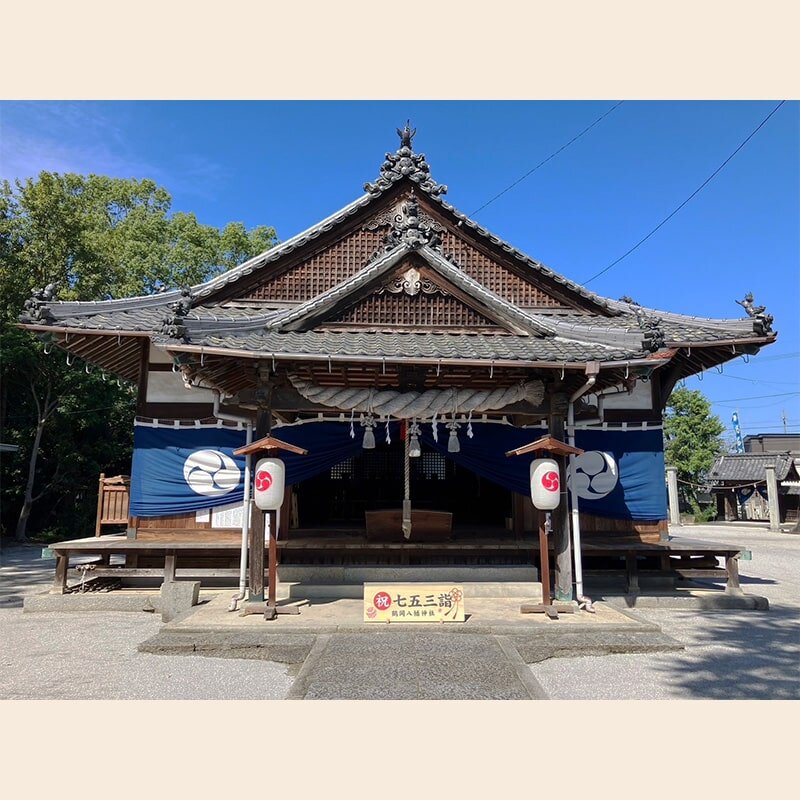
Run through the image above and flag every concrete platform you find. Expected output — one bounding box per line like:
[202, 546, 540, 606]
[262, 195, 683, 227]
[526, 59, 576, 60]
[601, 589, 769, 610]
[136, 591, 684, 675]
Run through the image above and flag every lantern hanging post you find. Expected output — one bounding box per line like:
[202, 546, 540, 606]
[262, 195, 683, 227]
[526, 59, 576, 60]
[507, 435, 583, 619]
[233, 433, 308, 621]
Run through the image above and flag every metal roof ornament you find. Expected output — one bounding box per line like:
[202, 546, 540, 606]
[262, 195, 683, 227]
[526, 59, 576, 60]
[736, 292, 765, 317]
[736, 292, 775, 335]
[364, 125, 448, 197]
[736, 292, 774, 334]
[397, 120, 416, 149]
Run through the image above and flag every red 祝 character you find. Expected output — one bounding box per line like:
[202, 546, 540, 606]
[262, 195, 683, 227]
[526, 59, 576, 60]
[373, 591, 392, 610]
[255, 470, 272, 492]
[541, 471, 559, 492]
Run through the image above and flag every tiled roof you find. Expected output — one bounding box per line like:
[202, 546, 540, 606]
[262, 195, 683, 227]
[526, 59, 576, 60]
[534, 310, 760, 344]
[709, 453, 797, 483]
[19, 137, 774, 366]
[159, 329, 648, 363]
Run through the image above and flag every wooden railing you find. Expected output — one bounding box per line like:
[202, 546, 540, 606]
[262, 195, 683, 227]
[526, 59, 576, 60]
[94, 474, 131, 536]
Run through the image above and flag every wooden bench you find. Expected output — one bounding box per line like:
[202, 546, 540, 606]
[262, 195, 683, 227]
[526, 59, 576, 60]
[48, 532, 748, 598]
[577, 535, 747, 595]
[49, 535, 244, 594]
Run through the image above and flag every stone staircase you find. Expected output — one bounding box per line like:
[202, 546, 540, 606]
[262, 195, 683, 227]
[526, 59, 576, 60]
[276, 564, 542, 601]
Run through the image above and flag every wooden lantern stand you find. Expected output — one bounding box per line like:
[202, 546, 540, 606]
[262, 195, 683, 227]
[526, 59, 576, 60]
[233, 435, 308, 621]
[506, 435, 584, 620]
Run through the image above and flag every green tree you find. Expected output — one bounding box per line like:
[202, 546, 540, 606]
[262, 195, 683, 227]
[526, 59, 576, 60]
[663, 386, 725, 517]
[0, 172, 277, 541]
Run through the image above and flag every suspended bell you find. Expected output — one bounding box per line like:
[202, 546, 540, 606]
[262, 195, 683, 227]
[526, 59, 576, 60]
[361, 413, 376, 449]
[446, 418, 461, 453]
[408, 421, 422, 457]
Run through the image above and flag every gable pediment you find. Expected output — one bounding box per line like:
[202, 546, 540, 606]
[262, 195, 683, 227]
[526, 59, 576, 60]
[268, 239, 558, 337]
[318, 259, 508, 332]
[216, 187, 609, 317]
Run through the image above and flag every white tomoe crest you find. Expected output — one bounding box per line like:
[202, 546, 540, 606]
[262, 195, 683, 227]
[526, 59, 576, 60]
[569, 450, 619, 500]
[183, 450, 241, 497]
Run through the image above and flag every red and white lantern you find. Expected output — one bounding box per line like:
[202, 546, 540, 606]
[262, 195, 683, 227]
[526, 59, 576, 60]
[530, 458, 561, 510]
[253, 457, 285, 510]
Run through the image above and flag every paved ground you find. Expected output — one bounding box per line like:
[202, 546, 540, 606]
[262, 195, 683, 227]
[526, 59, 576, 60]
[1, 523, 798, 699]
[530, 524, 800, 699]
[288, 633, 546, 699]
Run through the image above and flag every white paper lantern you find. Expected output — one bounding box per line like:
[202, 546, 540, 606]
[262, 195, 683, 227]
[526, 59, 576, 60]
[530, 458, 561, 510]
[253, 457, 285, 510]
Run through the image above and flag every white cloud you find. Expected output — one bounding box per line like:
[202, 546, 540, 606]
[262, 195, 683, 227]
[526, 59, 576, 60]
[0, 102, 224, 198]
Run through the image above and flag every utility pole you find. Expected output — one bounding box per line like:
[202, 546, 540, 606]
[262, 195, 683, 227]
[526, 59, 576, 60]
[782, 409, 788, 434]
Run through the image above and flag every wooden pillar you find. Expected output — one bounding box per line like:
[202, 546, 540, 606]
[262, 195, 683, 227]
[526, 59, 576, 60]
[538, 514, 551, 605]
[248, 402, 271, 602]
[164, 552, 176, 583]
[52, 552, 69, 594]
[95, 473, 105, 537]
[726, 489, 739, 521]
[249, 508, 265, 601]
[715, 492, 725, 521]
[666, 467, 681, 526]
[765, 466, 781, 531]
[548, 402, 573, 602]
[267, 509, 278, 606]
[725, 554, 743, 596]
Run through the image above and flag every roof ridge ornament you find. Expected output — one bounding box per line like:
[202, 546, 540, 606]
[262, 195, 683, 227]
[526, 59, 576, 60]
[397, 120, 416, 149]
[633, 307, 666, 352]
[160, 287, 193, 341]
[364, 124, 448, 197]
[369, 195, 444, 262]
[22, 283, 58, 322]
[736, 292, 774, 334]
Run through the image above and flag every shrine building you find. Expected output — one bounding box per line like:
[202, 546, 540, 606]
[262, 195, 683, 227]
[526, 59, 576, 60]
[19, 125, 777, 602]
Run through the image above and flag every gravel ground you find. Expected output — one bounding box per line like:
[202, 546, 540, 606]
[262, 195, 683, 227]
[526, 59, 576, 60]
[0, 544, 293, 700]
[530, 524, 800, 699]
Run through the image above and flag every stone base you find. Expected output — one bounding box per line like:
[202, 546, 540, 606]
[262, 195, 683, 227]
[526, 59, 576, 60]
[603, 592, 769, 611]
[160, 581, 200, 623]
[24, 591, 161, 613]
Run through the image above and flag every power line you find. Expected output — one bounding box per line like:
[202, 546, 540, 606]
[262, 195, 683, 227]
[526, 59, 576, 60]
[709, 391, 800, 402]
[750, 351, 800, 363]
[468, 101, 625, 218]
[582, 100, 787, 286]
[713, 373, 800, 386]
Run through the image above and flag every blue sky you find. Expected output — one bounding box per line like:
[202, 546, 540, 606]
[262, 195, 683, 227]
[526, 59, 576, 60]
[1, 100, 798, 438]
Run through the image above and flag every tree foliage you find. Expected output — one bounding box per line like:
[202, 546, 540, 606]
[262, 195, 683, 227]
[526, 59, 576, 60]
[663, 386, 725, 513]
[0, 172, 276, 541]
